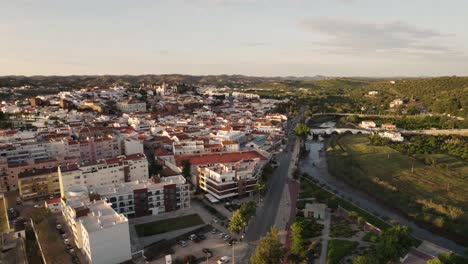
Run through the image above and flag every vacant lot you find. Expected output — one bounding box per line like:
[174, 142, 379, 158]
[135, 214, 204, 237]
[326, 134, 468, 245]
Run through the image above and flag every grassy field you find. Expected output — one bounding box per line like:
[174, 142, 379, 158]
[327, 239, 358, 264]
[326, 134, 468, 245]
[135, 214, 204, 237]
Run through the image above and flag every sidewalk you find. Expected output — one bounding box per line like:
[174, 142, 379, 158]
[274, 139, 300, 246]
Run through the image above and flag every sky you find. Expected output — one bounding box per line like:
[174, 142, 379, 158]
[1, 0, 468, 77]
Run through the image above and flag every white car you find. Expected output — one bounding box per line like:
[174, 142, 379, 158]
[180, 241, 188, 247]
[217, 256, 231, 264]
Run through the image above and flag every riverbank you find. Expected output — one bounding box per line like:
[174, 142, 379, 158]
[299, 136, 466, 255]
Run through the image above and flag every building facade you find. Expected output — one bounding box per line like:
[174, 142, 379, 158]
[116, 99, 146, 113]
[61, 189, 132, 264]
[17, 168, 60, 200]
[90, 175, 190, 218]
[58, 154, 149, 197]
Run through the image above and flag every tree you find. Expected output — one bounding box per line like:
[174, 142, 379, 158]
[228, 210, 246, 234]
[293, 123, 310, 141]
[181, 160, 191, 180]
[376, 225, 413, 262]
[290, 220, 306, 260]
[228, 201, 257, 234]
[353, 255, 379, 264]
[251, 226, 284, 264]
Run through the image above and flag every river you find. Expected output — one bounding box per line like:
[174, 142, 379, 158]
[299, 125, 466, 255]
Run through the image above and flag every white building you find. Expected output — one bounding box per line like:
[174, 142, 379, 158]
[173, 141, 205, 155]
[155, 82, 177, 96]
[89, 175, 190, 218]
[116, 99, 146, 113]
[390, 99, 404, 108]
[58, 154, 149, 197]
[359, 121, 377, 129]
[222, 141, 240, 152]
[61, 187, 132, 264]
[378, 131, 404, 142]
[197, 161, 262, 201]
[123, 138, 144, 156]
[215, 126, 246, 144]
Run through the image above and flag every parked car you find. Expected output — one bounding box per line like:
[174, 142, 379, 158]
[69, 248, 76, 256]
[34, 204, 40, 208]
[59, 229, 65, 235]
[218, 232, 225, 238]
[211, 229, 217, 234]
[56, 224, 62, 230]
[228, 238, 238, 246]
[189, 234, 197, 241]
[197, 234, 206, 240]
[180, 241, 188, 247]
[62, 234, 68, 239]
[66, 244, 72, 249]
[16, 198, 22, 205]
[223, 235, 231, 241]
[217, 256, 231, 264]
[64, 238, 70, 244]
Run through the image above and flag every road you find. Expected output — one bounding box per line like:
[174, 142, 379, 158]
[239, 110, 303, 262]
[300, 139, 467, 255]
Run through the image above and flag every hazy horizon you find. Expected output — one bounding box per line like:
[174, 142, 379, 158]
[2, 0, 468, 76]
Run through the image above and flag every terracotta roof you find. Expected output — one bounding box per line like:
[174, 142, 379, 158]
[46, 197, 61, 204]
[154, 147, 171, 156]
[175, 151, 267, 166]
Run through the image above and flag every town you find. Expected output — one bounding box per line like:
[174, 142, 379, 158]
[0, 75, 466, 264]
[1, 1, 468, 264]
[0, 82, 289, 264]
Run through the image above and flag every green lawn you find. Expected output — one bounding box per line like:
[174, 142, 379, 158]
[326, 134, 468, 245]
[135, 214, 204, 237]
[327, 239, 358, 264]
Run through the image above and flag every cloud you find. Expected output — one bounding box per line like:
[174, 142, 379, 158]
[298, 18, 463, 59]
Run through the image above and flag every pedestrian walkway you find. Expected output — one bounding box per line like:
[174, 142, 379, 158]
[318, 209, 331, 264]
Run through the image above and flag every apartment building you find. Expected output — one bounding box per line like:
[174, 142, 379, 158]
[79, 136, 121, 163]
[215, 126, 246, 143]
[0, 142, 51, 164]
[197, 162, 262, 201]
[61, 188, 131, 264]
[58, 154, 149, 197]
[116, 99, 146, 113]
[172, 140, 205, 155]
[1, 157, 78, 192]
[123, 138, 144, 155]
[89, 175, 190, 218]
[17, 168, 60, 200]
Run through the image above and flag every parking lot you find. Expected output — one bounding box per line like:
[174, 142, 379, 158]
[150, 229, 249, 264]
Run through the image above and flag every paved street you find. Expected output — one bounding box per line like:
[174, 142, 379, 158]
[239, 110, 303, 262]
